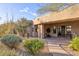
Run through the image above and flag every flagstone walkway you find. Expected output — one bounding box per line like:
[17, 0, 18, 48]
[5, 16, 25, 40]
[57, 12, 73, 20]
[44, 37, 73, 56]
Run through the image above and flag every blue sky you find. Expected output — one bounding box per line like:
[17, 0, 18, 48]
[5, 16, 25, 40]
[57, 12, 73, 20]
[0, 3, 45, 24]
[0, 3, 72, 24]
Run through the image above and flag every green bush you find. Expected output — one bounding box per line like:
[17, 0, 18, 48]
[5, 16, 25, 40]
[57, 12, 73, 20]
[1, 34, 22, 49]
[69, 36, 79, 51]
[23, 39, 44, 55]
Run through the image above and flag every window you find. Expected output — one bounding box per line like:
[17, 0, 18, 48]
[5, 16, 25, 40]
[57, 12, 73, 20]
[66, 26, 71, 31]
[66, 25, 72, 35]
[34, 25, 38, 32]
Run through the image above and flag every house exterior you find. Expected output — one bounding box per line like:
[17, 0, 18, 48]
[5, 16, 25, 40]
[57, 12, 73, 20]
[33, 4, 79, 38]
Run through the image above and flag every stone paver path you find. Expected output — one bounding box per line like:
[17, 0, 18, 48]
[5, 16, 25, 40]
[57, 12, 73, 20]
[44, 37, 73, 56]
[48, 44, 72, 56]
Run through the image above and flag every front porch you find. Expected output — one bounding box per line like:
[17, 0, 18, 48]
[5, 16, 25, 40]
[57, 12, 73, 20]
[33, 19, 79, 39]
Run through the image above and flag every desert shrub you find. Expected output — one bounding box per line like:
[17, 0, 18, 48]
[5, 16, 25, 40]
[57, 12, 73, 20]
[0, 48, 16, 56]
[1, 34, 22, 49]
[23, 38, 44, 55]
[0, 42, 17, 56]
[69, 36, 79, 51]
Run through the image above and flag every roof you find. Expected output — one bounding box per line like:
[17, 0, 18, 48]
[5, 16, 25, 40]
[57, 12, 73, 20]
[33, 4, 79, 25]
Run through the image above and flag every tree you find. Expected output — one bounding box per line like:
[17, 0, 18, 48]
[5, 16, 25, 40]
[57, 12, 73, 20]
[0, 17, 32, 37]
[37, 3, 74, 14]
[0, 21, 16, 37]
[15, 17, 32, 37]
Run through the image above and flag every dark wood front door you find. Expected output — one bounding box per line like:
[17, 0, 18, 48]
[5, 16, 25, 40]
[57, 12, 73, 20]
[58, 26, 66, 37]
[61, 26, 66, 37]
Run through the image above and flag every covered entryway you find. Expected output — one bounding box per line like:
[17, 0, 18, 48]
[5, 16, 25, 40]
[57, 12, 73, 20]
[44, 23, 72, 38]
[33, 18, 79, 39]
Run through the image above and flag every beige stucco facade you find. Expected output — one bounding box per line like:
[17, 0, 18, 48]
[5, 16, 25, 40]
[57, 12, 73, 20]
[33, 4, 79, 38]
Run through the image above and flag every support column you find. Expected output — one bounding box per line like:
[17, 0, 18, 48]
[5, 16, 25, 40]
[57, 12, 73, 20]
[38, 24, 44, 39]
[33, 25, 38, 37]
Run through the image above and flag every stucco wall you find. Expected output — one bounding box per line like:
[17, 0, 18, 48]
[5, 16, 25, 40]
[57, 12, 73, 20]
[37, 24, 44, 38]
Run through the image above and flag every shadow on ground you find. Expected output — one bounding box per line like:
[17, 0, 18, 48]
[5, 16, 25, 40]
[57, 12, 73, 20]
[37, 52, 73, 56]
[52, 52, 73, 56]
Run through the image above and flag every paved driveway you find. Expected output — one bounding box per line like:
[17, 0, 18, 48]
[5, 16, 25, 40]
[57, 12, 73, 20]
[44, 37, 73, 56]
